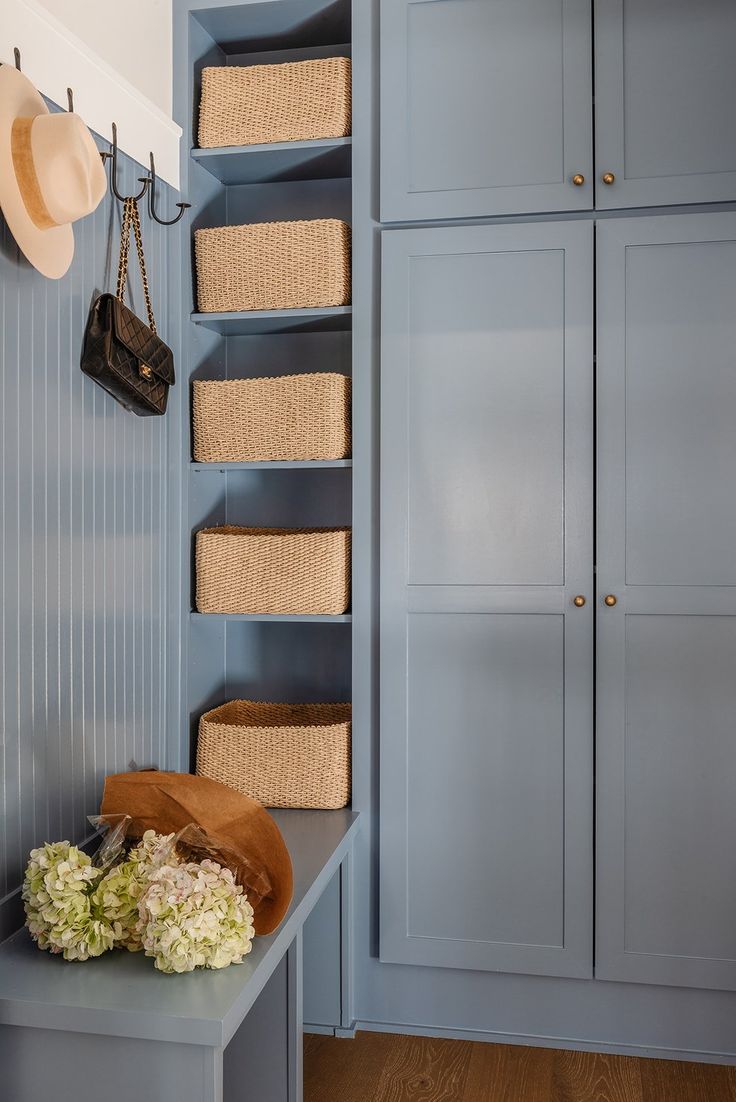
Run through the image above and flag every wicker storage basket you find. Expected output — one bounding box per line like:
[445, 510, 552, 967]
[197, 700, 352, 809]
[198, 57, 351, 149]
[192, 373, 351, 463]
[194, 219, 351, 314]
[195, 526, 351, 615]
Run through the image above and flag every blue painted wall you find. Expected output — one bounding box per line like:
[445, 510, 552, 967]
[0, 131, 186, 940]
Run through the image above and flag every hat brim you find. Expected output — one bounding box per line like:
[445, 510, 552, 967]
[0, 65, 73, 280]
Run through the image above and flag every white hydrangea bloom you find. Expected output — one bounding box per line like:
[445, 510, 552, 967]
[138, 858, 255, 973]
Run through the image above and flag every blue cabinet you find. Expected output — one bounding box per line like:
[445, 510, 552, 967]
[596, 212, 736, 991]
[380, 0, 593, 222]
[380, 220, 594, 978]
[381, 0, 736, 221]
[594, 0, 736, 209]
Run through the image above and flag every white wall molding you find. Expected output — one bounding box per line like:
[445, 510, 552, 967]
[0, 0, 181, 188]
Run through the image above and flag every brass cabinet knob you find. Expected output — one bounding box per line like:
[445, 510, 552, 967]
[572, 173, 585, 186]
[602, 172, 616, 185]
[573, 595, 586, 607]
[604, 594, 618, 607]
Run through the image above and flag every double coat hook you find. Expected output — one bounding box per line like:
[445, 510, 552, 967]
[101, 123, 149, 202]
[100, 124, 190, 224]
[139, 152, 191, 226]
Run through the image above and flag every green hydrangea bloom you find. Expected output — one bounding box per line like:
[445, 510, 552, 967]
[22, 842, 116, 961]
[93, 830, 175, 950]
[139, 858, 255, 974]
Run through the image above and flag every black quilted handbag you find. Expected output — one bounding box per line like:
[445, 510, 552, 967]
[81, 196, 174, 416]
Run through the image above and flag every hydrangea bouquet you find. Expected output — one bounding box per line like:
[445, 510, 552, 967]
[23, 825, 255, 973]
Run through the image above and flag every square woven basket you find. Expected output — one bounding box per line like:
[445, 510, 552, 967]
[195, 526, 351, 615]
[194, 219, 351, 314]
[192, 373, 351, 463]
[197, 700, 352, 810]
[198, 57, 351, 148]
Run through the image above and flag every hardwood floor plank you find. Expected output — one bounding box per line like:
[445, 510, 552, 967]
[551, 1048, 643, 1102]
[304, 1033, 325, 1060]
[304, 1032, 398, 1102]
[463, 1040, 554, 1102]
[303, 1031, 734, 1102]
[373, 1034, 473, 1102]
[640, 1057, 733, 1102]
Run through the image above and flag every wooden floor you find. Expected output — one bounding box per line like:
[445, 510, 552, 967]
[304, 1032, 736, 1102]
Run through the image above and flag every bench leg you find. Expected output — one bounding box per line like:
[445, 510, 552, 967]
[287, 929, 304, 1102]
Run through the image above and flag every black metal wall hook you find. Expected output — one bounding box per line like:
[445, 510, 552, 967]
[138, 153, 191, 226]
[103, 122, 149, 202]
[14, 47, 21, 70]
[66, 87, 74, 113]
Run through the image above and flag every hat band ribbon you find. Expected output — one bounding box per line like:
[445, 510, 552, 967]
[11, 117, 58, 231]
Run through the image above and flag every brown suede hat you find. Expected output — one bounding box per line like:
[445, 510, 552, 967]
[100, 771, 293, 935]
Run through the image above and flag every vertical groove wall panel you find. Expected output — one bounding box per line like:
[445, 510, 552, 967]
[0, 138, 185, 940]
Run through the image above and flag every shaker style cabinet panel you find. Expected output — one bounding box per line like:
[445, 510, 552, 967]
[596, 213, 736, 991]
[595, 0, 736, 209]
[380, 221, 594, 978]
[380, 0, 593, 222]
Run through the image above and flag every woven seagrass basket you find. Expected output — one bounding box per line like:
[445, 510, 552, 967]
[195, 526, 351, 615]
[198, 57, 351, 148]
[194, 219, 351, 314]
[192, 373, 351, 463]
[197, 700, 352, 810]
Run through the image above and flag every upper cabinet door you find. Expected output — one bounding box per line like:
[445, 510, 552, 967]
[595, 0, 736, 209]
[380, 0, 593, 222]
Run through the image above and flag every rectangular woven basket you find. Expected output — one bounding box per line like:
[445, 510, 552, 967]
[194, 219, 351, 314]
[195, 526, 351, 615]
[192, 373, 351, 463]
[197, 700, 352, 810]
[198, 57, 351, 148]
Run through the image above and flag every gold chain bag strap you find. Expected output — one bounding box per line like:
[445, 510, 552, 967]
[117, 197, 156, 338]
[81, 196, 175, 416]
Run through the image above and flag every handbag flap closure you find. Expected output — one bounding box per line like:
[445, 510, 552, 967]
[109, 296, 175, 386]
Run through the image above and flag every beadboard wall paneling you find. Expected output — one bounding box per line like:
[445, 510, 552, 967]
[0, 144, 185, 940]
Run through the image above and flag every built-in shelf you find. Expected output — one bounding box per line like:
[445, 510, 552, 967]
[190, 459, 353, 472]
[191, 612, 352, 623]
[191, 137, 352, 185]
[192, 1, 351, 53]
[191, 305, 352, 336]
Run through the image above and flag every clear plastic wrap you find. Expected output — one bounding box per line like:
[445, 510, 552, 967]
[168, 822, 272, 915]
[87, 813, 272, 915]
[87, 813, 133, 871]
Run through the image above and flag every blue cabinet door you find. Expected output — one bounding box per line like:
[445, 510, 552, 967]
[380, 221, 594, 978]
[596, 213, 736, 990]
[595, 0, 736, 209]
[380, 0, 593, 222]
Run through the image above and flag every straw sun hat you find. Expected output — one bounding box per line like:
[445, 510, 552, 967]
[0, 63, 107, 278]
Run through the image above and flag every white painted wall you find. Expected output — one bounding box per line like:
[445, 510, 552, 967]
[1, 0, 180, 186]
[40, 0, 174, 117]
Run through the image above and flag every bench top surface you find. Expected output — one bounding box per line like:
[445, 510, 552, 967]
[0, 809, 360, 1047]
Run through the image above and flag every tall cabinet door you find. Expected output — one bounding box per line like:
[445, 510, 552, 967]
[597, 213, 736, 991]
[595, 0, 736, 209]
[380, 0, 592, 222]
[380, 222, 594, 978]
